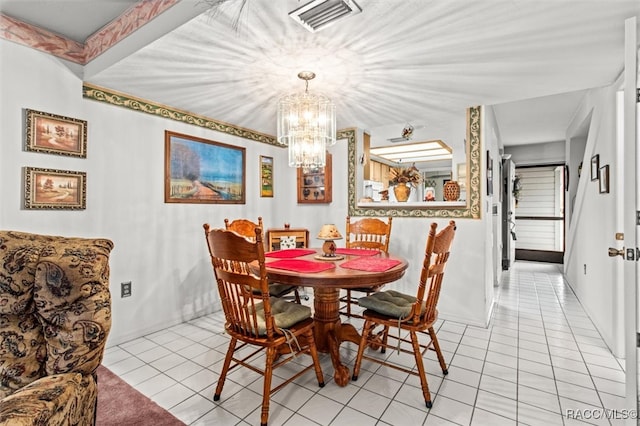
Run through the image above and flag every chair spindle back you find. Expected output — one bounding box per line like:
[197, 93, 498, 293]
[415, 220, 456, 324]
[203, 224, 276, 339]
[345, 216, 392, 253]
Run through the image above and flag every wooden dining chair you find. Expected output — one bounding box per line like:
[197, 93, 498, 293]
[351, 220, 456, 409]
[266, 224, 311, 301]
[340, 216, 393, 318]
[225, 217, 302, 303]
[203, 224, 324, 426]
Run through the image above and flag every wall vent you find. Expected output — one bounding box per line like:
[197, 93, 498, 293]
[289, 0, 362, 33]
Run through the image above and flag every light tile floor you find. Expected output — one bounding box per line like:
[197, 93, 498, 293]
[102, 262, 629, 425]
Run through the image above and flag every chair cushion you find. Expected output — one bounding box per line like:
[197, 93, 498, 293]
[358, 290, 425, 319]
[253, 298, 311, 335]
[250, 283, 296, 297]
[267, 283, 297, 298]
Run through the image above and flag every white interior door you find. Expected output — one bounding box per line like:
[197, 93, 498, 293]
[622, 16, 638, 425]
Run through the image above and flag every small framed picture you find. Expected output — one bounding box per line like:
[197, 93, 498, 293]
[25, 109, 87, 158]
[260, 156, 274, 197]
[23, 167, 86, 210]
[591, 154, 599, 181]
[599, 165, 609, 194]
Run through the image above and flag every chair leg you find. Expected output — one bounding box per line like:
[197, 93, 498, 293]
[305, 328, 325, 387]
[410, 331, 433, 408]
[214, 337, 237, 401]
[428, 327, 448, 375]
[351, 319, 373, 381]
[294, 289, 301, 304]
[260, 346, 277, 426]
[346, 290, 352, 317]
[380, 326, 390, 354]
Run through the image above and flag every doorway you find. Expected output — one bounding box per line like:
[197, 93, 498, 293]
[513, 164, 565, 264]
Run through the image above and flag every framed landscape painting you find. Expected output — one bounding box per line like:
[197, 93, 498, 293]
[23, 167, 86, 210]
[25, 109, 87, 158]
[260, 155, 274, 197]
[164, 131, 246, 204]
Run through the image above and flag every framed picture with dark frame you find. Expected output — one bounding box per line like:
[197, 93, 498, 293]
[164, 130, 246, 204]
[25, 109, 87, 158]
[260, 155, 274, 197]
[599, 164, 610, 194]
[486, 150, 493, 196]
[23, 167, 86, 210]
[591, 154, 599, 181]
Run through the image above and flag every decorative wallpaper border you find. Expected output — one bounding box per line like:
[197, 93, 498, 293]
[0, 13, 84, 63]
[0, 0, 178, 64]
[85, 0, 178, 63]
[82, 83, 280, 146]
[347, 106, 482, 219]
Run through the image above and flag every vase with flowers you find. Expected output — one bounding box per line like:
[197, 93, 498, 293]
[388, 164, 421, 202]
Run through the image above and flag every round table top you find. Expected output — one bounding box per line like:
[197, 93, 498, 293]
[263, 248, 408, 288]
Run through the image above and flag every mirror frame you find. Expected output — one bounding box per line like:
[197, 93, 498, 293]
[345, 106, 482, 218]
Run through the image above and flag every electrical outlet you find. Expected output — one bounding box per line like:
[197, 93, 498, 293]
[121, 281, 132, 298]
[583, 264, 587, 275]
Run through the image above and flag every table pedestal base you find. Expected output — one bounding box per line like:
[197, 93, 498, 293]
[312, 287, 361, 386]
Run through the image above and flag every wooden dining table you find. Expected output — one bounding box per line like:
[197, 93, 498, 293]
[263, 248, 409, 386]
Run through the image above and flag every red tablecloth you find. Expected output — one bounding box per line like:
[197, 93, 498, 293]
[334, 248, 380, 256]
[265, 249, 316, 258]
[267, 259, 336, 273]
[339, 257, 401, 272]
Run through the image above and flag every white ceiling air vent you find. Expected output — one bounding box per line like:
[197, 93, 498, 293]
[289, 0, 362, 33]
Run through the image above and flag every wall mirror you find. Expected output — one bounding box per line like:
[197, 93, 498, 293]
[344, 106, 481, 218]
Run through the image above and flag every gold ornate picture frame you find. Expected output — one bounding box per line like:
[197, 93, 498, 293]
[23, 167, 86, 210]
[25, 109, 87, 158]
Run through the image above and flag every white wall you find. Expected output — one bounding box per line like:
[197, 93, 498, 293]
[1, 40, 494, 347]
[564, 85, 623, 357]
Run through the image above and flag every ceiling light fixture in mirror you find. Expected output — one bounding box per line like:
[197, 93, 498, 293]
[370, 140, 452, 164]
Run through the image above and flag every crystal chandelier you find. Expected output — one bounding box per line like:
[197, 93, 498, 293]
[277, 71, 336, 168]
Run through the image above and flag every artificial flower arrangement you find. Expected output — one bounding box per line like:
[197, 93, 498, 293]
[388, 164, 422, 188]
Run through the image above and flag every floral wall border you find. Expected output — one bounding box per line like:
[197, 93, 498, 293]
[82, 83, 280, 146]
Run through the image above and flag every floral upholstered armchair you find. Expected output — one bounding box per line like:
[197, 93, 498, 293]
[0, 230, 114, 425]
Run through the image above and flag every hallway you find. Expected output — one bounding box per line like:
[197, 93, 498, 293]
[102, 262, 628, 425]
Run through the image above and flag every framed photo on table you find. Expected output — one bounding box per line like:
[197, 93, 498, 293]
[164, 130, 245, 204]
[25, 109, 87, 158]
[23, 167, 86, 210]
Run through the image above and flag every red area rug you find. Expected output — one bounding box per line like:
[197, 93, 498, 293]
[96, 365, 185, 426]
